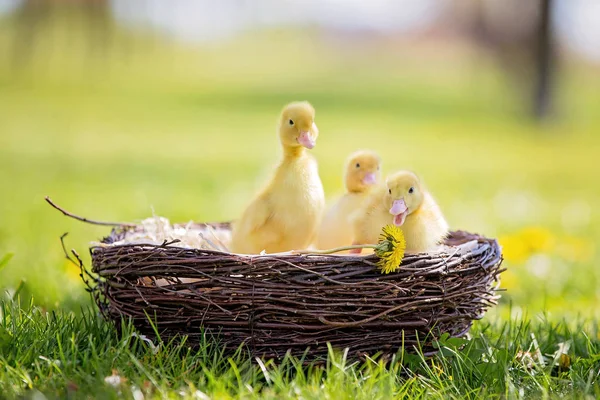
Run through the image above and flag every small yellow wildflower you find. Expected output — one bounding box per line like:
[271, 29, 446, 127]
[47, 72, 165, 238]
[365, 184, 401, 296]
[499, 226, 556, 264]
[430, 359, 444, 378]
[375, 225, 406, 274]
[519, 226, 555, 253]
[499, 234, 529, 264]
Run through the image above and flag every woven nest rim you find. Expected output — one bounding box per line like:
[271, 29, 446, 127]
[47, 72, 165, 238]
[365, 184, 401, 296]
[85, 222, 504, 361]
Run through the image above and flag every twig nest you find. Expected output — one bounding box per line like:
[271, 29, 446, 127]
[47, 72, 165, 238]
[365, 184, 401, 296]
[89, 223, 503, 361]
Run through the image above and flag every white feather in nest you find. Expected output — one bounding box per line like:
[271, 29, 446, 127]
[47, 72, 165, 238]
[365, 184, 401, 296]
[91, 216, 231, 287]
[93, 215, 231, 252]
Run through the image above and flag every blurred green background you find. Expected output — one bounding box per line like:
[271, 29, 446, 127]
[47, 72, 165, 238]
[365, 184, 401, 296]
[0, 0, 598, 319]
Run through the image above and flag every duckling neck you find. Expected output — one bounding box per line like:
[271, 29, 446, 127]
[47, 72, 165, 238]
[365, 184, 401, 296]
[407, 201, 424, 220]
[282, 145, 306, 159]
[345, 178, 364, 194]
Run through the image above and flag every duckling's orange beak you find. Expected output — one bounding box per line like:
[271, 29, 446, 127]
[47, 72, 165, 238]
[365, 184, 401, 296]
[362, 172, 377, 185]
[297, 131, 316, 149]
[390, 199, 408, 226]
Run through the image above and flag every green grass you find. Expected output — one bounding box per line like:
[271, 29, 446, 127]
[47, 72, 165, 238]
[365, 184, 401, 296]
[1, 298, 599, 399]
[1, 12, 600, 398]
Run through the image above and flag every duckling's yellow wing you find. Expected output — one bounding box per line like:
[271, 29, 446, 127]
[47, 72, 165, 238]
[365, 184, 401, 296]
[230, 195, 279, 253]
[242, 196, 273, 234]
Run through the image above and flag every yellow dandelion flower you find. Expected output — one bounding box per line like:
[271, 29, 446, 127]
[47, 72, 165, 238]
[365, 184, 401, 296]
[500, 226, 556, 265]
[519, 226, 555, 253]
[499, 234, 529, 264]
[374, 225, 406, 274]
[295, 225, 406, 274]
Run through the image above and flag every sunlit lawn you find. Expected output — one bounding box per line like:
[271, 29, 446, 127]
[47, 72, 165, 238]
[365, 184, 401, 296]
[0, 20, 599, 397]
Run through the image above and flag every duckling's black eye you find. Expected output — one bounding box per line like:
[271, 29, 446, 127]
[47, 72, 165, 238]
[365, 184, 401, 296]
[355, 163, 360, 168]
[408, 187, 414, 194]
[388, 189, 392, 194]
[289, 119, 294, 125]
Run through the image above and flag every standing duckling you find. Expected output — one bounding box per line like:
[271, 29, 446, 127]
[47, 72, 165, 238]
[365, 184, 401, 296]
[351, 170, 448, 254]
[316, 150, 381, 249]
[230, 101, 325, 254]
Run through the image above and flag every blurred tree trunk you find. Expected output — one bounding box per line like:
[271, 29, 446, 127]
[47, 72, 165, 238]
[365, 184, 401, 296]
[465, 0, 555, 121]
[11, 0, 112, 68]
[10, 0, 48, 67]
[533, 0, 554, 120]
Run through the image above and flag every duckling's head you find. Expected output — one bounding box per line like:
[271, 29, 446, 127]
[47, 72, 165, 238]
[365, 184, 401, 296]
[345, 150, 381, 193]
[278, 101, 318, 150]
[384, 171, 424, 226]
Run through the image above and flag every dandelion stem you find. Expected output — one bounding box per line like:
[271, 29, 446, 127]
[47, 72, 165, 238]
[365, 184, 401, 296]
[293, 244, 377, 255]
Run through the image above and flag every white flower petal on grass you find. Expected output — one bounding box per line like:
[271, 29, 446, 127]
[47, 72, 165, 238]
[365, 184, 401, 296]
[104, 375, 122, 387]
[38, 355, 61, 367]
[193, 390, 211, 400]
[104, 370, 127, 388]
[132, 386, 145, 400]
[132, 332, 160, 355]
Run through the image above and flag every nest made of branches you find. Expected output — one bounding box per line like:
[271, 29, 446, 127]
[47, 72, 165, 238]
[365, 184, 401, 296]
[85, 223, 503, 361]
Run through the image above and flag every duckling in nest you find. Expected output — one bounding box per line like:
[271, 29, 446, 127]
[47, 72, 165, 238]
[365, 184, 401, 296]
[230, 101, 325, 254]
[316, 150, 381, 250]
[351, 170, 448, 254]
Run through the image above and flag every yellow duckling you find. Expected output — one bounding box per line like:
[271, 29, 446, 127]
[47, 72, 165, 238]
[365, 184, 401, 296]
[229, 101, 325, 254]
[316, 150, 381, 250]
[350, 170, 448, 254]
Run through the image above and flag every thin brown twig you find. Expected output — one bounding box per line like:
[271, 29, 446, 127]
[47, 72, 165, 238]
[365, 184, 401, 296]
[45, 196, 136, 227]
